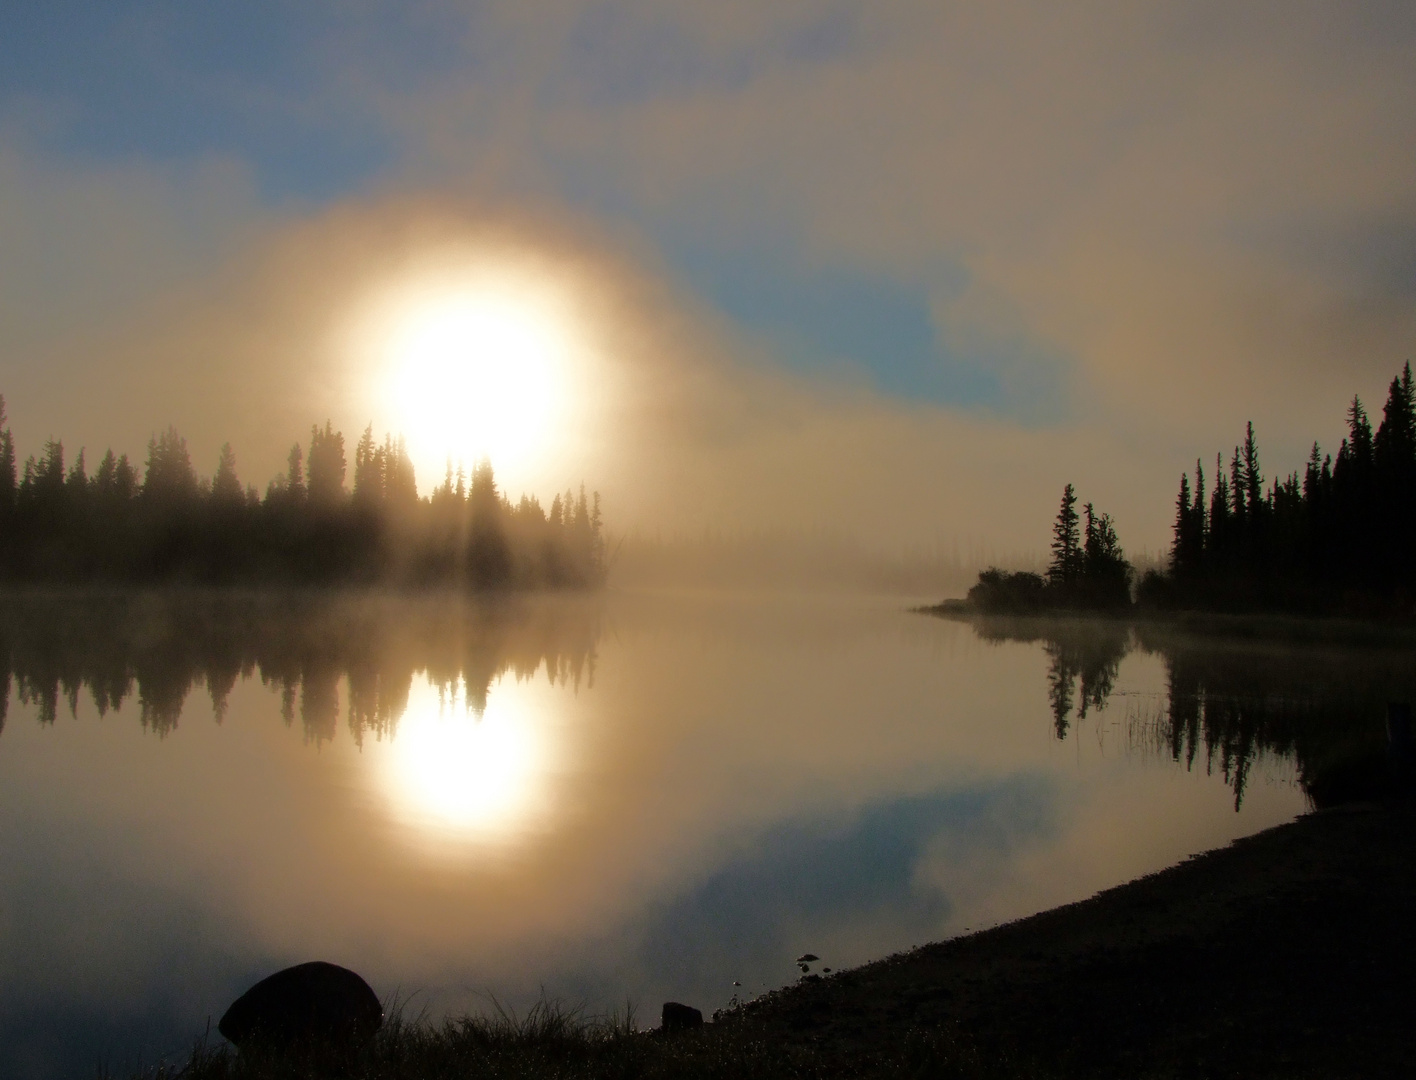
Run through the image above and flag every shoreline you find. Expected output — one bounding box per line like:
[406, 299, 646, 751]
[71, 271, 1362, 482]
[916, 598, 1416, 647]
[154, 801, 1416, 1078]
[717, 798, 1416, 1077]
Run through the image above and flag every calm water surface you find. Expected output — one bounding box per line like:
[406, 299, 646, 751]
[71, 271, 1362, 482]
[0, 590, 1404, 1077]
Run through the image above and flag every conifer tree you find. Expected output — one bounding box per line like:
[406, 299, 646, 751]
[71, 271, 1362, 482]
[93, 450, 119, 497]
[1191, 460, 1206, 545]
[285, 443, 306, 502]
[353, 425, 383, 503]
[1082, 502, 1131, 607]
[380, 435, 416, 506]
[212, 443, 242, 503]
[1208, 452, 1230, 573]
[1171, 473, 1192, 576]
[467, 457, 510, 587]
[33, 440, 65, 499]
[1241, 422, 1263, 515]
[143, 427, 197, 503]
[1374, 364, 1416, 475]
[0, 396, 16, 514]
[66, 448, 88, 493]
[306, 422, 346, 505]
[1048, 483, 1082, 597]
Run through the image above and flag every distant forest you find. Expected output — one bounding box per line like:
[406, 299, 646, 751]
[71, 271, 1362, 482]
[0, 402, 605, 588]
[959, 363, 1416, 617]
[1147, 363, 1416, 615]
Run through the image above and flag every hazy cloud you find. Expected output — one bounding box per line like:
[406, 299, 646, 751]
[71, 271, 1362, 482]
[1, 2, 1412, 560]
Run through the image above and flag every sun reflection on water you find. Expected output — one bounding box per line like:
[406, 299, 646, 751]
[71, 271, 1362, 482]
[380, 673, 559, 848]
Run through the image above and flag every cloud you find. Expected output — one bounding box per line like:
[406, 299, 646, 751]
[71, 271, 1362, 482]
[0, 135, 264, 450]
[378, 1, 1416, 465]
[4, 3, 1413, 559]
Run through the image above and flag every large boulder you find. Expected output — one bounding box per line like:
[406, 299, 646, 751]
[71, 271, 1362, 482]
[218, 961, 382, 1048]
[661, 1001, 703, 1033]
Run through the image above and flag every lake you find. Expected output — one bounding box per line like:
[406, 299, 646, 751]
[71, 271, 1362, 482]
[0, 590, 1406, 1078]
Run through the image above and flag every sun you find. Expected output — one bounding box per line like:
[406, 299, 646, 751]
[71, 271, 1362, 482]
[376, 277, 579, 483]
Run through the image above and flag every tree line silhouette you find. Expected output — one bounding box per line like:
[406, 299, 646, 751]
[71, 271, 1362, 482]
[0, 592, 601, 744]
[955, 362, 1416, 616]
[1143, 364, 1416, 614]
[0, 401, 605, 588]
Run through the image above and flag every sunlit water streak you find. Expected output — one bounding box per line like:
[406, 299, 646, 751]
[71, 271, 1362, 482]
[376, 673, 562, 849]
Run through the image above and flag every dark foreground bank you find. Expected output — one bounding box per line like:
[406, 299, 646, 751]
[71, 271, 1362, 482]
[135, 801, 1416, 1080]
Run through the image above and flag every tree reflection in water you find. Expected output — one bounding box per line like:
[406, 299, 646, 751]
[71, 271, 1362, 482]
[0, 591, 600, 745]
[966, 614, 1414, 809]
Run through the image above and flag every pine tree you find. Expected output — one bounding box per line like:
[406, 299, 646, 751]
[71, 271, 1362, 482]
[1374, 365, 1416, 474]
[1229, 447, 1245, 521]
[0, 396, 16, 514]
[285, 443, 306, 502]
[1171, 473, 1192, 577]
[1083, 502, 1131, 607]
[382, 436, 417, 505]
[93, 450, 119, 497]
[1241, 422, 1263, 515]
[353, 424, 383, 503]
[1048, 483, 1082, 599]
[33, 439, 65, 499]
[1372, 363, 1416, 585]
[1191, 460, 1206, 546]
[212, 443, 242, 503]
[306, 422, 346, 505]
[143, 427, 197, 503]
[1209, 452, 1230, 574]
[66, 448, 88, 493]
[466, 458, 510, 587]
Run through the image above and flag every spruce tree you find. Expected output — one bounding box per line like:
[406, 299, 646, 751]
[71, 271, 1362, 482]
[285, 443, 306, 502]
[306, 422, 346, 505]
[1048, 483, 1082, 601]
[1171, 473, 1192, 577]
[0, 396, 15, 514]
[212, 444, 243, 503]
[1241, 422, 1263, 514]
[353, 425, 383, 503]
[143, 427, 197, 503]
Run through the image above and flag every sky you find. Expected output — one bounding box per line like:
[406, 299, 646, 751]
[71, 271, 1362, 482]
[1, 1, 1413, 559]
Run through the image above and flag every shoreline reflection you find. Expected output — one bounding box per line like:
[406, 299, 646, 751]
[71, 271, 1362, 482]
[0, 590, 601, 745]
[962, 613, 1415, 808]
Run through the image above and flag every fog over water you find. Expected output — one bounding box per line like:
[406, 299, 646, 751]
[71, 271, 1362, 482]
[3, 588, 1396, 1078]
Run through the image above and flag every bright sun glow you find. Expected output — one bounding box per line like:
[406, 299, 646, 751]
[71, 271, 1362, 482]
[381, 674, 556, 847]
[377, 278, 581, 484]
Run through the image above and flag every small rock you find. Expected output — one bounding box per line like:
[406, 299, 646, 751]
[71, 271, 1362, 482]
[661, 1001, 703, 1033]
[219, 961, 382, 1048]
[795, 953, 819, 963]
